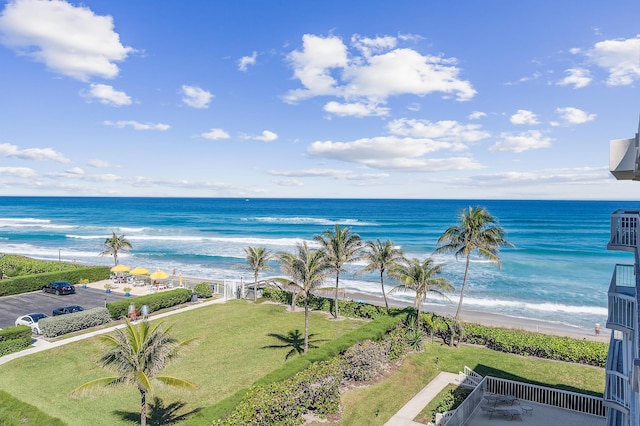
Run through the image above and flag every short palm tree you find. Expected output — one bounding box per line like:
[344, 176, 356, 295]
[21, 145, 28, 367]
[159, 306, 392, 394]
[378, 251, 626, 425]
[388, 257, 453, 328]
[277, 242, 331, 352]
[100, 231, 133, 266]
[356, 239, 403, 313]
[314, 224, 362, 318]
[71, 319, 198, 426]
[434, 206, 513, 320]
[243, 246, 274, 302]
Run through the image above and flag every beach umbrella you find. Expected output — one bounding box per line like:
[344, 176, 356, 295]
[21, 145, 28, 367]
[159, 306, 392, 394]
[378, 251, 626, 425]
[149, 269, 169, 280]
[179, 273, 183, 287]
[110, 264, 130, 273]
[130, 266, 149, 275]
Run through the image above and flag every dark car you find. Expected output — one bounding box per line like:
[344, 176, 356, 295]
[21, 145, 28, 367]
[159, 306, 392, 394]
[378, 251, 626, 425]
[52, 305, 84, 316]
[42, 281, 76, 295]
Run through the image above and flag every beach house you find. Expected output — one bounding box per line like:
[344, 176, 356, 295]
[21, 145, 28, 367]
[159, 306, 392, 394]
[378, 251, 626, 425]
[606, 121, 640, 426]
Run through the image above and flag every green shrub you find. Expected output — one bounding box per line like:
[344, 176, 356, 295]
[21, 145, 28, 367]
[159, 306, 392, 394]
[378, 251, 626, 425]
[106, 288, 192, 319]
[341, 340, 387, 382]
[194, 282, 213, 298]
[0, 265, 110, 296]
[430, 386, 472, 422]
[39, 307, 111, 338]
[0, 326, 32, 356]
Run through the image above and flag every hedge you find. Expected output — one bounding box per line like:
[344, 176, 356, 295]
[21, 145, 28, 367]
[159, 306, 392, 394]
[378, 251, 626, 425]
[39, 307, 112, 338]
[106, 288, 192, 319]
[0, 325, 32, 356]
[0, 266, 110, 296]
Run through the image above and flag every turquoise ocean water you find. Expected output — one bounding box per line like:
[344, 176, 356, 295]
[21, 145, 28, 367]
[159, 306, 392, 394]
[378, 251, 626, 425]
[0, 197, 636, 329]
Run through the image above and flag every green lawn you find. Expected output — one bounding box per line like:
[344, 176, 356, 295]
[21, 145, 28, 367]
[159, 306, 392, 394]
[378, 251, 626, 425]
[0, 300, 362, 426]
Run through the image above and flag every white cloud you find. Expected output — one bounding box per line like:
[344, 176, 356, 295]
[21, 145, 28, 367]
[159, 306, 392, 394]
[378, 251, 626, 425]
[274, 179, 304, 187]
[0, 0, 133, 81]
[579, 35, 640, 86]
[510, 109, 539, 125]
[254, 130, 278, 142]
[490, 130, 552, 153]
[284, 33, 475, 115]
[181, 85, 213, 109]
[0, 142, 70, 162]
[104, 120, 170, 131]
[267, 168, 388, 180]
[88, 159, 112, 168]
[323, 101, 389, 117]
[201, 128, 230, 140]
[85, 84, 132, 106]
[387, 118, 490, 147]
[238, 51, 257, 71]
[555, 107, 596, 124]
[0, 166, 36, 177]
[557, 68, 592, 89]
[469, 111, 486, 120]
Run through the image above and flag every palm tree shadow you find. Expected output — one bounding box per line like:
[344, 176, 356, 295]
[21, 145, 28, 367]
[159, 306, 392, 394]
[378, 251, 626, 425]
[262, 329, 326, 360]
[113, 396, 201, 425]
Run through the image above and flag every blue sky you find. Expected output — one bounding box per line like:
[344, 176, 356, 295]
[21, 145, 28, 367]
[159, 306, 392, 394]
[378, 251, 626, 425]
[0, 0, 639, 199]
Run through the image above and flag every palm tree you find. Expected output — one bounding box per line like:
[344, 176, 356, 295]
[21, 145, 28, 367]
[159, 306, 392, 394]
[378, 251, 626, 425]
[434, 206, 513, 320]
[314, 224, 362, 318]
[277, 242, 331, 352]
[100, 231, 133, 266]
[356, 239, 403, 313]
[71, 319, 198, 426]
[243, 246, 274, 302]
[388, 257, 453, 328]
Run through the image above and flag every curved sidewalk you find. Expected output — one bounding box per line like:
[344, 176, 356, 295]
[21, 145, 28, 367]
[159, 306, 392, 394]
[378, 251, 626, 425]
[384, 371, 460, 426]
[0, 297, 227, 366]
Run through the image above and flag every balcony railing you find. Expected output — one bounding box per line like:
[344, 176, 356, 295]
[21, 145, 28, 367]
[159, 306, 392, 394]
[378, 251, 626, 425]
[604, 370, 630, 414]
[609, 210, 640, 251]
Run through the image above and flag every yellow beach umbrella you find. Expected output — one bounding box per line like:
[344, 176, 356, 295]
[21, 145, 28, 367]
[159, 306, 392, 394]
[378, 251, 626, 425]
[111, 264, 130, 273]
[179, 273, 183, 287]
[130, 266, 149, 275]
[149, 269, 169, 280]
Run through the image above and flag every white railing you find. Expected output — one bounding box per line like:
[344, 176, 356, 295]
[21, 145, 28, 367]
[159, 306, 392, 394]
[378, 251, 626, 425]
[608, 293, 636, 331]
[435, 410, 455, 425]
[614, 264, 636, 288]
[604, 371, 630, 413]
[459, 366, 482, 388]
[609, 210, 640, 249]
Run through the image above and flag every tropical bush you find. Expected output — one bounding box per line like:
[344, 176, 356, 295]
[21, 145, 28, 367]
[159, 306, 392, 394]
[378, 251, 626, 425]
[0, 253, 85, 276]
[341, 340, 387, 382]
[0, 325, 32, 356]
[39, 307, 112, 338]
[0, 266, 110, 296]
[428, 385, 472, 422]
[194, 282, 214, 298]
[106, 288, 192, 319]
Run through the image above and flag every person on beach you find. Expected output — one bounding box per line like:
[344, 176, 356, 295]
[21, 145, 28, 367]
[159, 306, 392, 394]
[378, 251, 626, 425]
[128, 302, 137, 321]
[141, 304, 149, 320]
[595, 323, 601, 336]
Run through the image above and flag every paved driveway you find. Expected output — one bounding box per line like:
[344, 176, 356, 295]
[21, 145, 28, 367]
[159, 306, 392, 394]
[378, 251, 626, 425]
[0, 287, 132, 329]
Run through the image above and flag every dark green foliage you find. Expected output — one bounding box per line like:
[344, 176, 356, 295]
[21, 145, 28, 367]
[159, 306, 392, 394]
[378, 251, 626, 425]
[430, 386, 472, 421]
[194, 282, 214, 298]
[341, 340, 387, 382]
[106, 288, 192, 319]
[381, 325, 409, 361]
[0, 390, 66, 426]
[0, 325, 32, 356]
[464, 323, 608, 367]
[262, 287, 291, 305]
[0, 265, 110, 296]
[39, 307, 112, 338]
[0, 253, 86, 276]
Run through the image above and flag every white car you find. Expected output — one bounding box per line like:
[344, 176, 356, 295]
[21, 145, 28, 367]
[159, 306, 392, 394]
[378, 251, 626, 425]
[15, 313, 48, 334]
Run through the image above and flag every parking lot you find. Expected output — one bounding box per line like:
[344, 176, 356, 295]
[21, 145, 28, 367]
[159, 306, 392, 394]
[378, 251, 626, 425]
[0, 286, 131, 329]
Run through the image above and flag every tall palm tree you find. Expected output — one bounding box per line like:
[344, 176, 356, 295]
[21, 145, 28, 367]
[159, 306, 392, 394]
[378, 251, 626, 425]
[434, 206, 513, 320]
[388, 257, 453, 328]
[71, 319, 198, 426]
[314, 224, 362, 318]
[100, 231, 133, 266]
[243, 246, 274, 302]
[356, 239, 403, 313]
[277, 242, 331, 352]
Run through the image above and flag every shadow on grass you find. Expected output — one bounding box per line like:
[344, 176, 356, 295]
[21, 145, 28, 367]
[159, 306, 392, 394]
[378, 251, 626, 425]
[113, 396, 201, 425]
[262, 329, 327, 360]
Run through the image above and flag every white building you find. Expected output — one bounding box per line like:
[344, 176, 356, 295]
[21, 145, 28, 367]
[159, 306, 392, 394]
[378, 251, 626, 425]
[606, 121, 640, 426]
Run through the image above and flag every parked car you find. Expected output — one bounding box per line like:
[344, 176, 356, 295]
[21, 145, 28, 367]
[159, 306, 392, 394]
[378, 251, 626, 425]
[15, 313, 49, 334]
[52, 305, 84, 316]
[42, 281, 76, 295]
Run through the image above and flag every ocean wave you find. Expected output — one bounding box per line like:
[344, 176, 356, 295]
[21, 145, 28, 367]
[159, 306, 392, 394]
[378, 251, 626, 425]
[461, 296, 608, 316]
[0, 243, 117, 261]
[0, 218, 74, 229]
[66, 233, 316, 248]
[247, 217, 377, 226]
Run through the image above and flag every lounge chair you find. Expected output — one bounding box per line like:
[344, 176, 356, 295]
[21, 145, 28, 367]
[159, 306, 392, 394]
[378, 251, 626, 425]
[496, 408, 522, 421]
[481, 405, 496, 419]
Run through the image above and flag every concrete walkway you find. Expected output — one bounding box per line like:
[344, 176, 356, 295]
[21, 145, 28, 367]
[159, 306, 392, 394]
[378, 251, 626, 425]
[384, 372, 460, 426]
[0, 296, 227, 366]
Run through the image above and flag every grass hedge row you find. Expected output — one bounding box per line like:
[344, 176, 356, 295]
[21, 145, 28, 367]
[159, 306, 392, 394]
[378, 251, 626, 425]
[0, 266, 110, 296]
[463, 323, 608, 367]
[0, 325, 32, 356]
[106, 288, 192, 319]
[39, 307, 112, 338]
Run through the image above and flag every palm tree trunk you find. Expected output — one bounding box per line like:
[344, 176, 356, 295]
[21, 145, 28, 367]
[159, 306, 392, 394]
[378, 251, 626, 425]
[304, 296, 309, 353]
[454, 255, 471, 320]
[254, 272, 258, 302]
[140, 389, 147, 426]
[333, 273, 339, 318]
[380, 271, 389, 314]
[416, 296, 422, 329]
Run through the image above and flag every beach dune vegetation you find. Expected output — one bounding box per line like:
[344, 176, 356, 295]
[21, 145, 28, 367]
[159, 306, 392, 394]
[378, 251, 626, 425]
[99, 231, 133, 266]
[314, 224, 363, 319]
